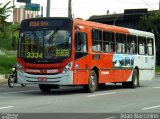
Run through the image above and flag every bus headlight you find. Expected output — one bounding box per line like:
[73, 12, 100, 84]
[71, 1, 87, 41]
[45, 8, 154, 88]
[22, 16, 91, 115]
[11, 67, 16, 71]
[62, 62, 72, 74]
[17, 63, 24, 73]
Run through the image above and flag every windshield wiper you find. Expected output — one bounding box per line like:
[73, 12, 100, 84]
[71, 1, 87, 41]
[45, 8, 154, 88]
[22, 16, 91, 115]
[47, 28, 59, 45]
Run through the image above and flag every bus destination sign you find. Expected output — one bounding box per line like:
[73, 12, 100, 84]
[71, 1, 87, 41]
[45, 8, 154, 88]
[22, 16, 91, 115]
[21, 19, 70, 29]
[29, 21, 48, 27]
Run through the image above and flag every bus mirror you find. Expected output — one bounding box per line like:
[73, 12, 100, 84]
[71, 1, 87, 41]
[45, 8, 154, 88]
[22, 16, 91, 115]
[12, 28, 20, 50]
[75, 26, 81, 32]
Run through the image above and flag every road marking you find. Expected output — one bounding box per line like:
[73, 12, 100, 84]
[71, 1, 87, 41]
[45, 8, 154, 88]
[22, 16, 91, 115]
[153, 87, 160, 89]
[87, 92, 116, 97]
[142, 105, 160, 110]
[2, 90, 39, 95]
[0, 106, 14, 110]
[104, 116, 116, 119]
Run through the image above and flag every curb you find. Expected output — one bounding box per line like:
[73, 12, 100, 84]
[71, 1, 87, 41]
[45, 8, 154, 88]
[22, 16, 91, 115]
[0, 74, 8, 85]
[156, 75, 160, 77]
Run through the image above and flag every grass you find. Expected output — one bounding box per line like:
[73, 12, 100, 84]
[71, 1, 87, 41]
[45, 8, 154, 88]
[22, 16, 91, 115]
[0, 56, 16, 74]
[156, 65, 160, 75]
[0, 49, 16, 74]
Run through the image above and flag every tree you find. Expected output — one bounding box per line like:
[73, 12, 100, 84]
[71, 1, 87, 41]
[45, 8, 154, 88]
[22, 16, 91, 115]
[139, 11, 160, 65]
[0, 1, 19, 50]
[0, 1, 14, 32]
[0, 1, 13, 24]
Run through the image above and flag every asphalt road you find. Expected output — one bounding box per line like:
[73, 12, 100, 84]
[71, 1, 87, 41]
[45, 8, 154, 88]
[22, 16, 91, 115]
[0, 76, 160, 119]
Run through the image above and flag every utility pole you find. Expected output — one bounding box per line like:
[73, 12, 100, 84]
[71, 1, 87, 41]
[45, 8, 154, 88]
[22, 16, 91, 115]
[13, 0, 15, 24]
[114, 13, 116, 26]
[159, 0, 160, 10]
[41, 6, 43, 17]
[68, 0, 72, 18]
[46, 0, 50, 17]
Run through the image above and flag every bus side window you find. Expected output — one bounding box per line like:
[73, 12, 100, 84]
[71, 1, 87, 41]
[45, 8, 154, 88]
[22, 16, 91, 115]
[92, 29, 102, 52]
[127, 35, 137, 54]
[103, 31, 115, 52]
[138, 36, 146, 55]
[116, 33, 126, 53]
[75, 32, 88, 59]
[147, 38, 154, 55]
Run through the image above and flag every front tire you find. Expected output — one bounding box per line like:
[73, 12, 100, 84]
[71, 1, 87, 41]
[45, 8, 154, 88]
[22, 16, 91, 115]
[8, 75, 15, 88]
[84, 70, 98, 93]
[39, 84, 52, 93]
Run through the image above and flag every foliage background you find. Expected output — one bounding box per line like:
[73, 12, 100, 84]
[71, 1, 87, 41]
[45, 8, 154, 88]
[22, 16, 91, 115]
[0, 23, 20, 50]
[0, 2, 19, 74]
[0, 49, 16, 74]
[139, 11, 160, 65]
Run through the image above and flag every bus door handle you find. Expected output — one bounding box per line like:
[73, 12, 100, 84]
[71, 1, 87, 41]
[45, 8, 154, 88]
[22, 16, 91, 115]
[145, 57, 148, 63]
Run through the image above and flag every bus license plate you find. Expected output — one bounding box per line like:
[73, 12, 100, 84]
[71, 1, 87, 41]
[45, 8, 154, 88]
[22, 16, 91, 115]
[37, 77, 48, 81]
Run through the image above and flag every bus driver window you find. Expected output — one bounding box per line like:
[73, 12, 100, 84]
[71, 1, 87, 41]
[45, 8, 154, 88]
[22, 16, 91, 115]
[75, 32, 87, 52]
[75, 32, 88, 59]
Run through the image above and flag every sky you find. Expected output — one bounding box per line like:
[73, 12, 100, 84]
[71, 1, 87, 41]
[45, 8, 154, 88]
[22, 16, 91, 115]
[0, 0, 160, 21]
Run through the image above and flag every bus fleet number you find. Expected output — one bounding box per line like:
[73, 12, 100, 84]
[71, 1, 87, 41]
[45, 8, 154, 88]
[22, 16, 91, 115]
[26, 52, 43, 58]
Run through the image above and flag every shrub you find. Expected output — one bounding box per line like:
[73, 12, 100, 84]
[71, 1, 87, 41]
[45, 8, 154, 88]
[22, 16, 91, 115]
[0, 49, 16, 74]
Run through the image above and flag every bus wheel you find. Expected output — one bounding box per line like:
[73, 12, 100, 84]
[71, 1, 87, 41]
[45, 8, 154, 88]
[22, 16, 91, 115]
[39, 84, 51, 93]
[129, 69, 139, 88]
[84, 70, 98, 93]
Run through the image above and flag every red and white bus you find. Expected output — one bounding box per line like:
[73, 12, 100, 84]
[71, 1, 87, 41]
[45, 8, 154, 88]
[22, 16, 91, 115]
[16, 17, 155, 93]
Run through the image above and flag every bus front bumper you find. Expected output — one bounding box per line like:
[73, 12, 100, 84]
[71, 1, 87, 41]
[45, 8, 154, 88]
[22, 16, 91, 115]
[17, 71, 74, 85]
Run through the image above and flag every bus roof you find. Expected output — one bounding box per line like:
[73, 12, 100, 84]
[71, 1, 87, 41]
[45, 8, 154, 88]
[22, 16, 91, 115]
[127, 28, 154, 38]
[74, 18, 154, 38]
[74, 18, 129, 34]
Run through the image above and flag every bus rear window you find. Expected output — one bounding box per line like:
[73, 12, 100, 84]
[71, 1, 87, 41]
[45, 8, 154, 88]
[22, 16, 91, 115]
[138, 36, 146, 55]
[127, 35, 137, 54]
[147, 38, 154, 55]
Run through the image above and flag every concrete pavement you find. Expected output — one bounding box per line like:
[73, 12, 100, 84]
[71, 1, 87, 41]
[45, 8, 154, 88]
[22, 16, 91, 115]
[0, 77, 160, 114]
[0, 75, 7, 85]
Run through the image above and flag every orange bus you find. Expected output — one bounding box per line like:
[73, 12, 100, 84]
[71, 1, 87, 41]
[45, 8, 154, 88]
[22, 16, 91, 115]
[16, 17, 155, 93]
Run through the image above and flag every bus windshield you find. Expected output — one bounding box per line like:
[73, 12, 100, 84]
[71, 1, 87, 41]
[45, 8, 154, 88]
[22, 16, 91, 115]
[19, 19, 72, 62]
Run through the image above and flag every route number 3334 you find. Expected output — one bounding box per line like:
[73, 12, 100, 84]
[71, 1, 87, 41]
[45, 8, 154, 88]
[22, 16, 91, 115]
[26, 52, 43, 58]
